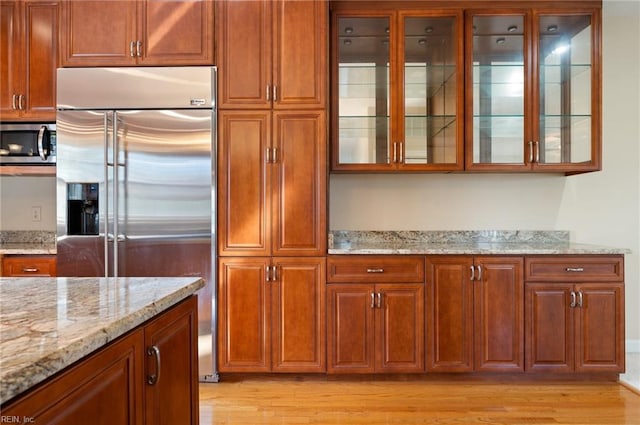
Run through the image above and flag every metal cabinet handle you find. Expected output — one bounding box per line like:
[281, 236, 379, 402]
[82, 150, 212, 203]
[130, 41, 136, 57]
[147, 345, 161, 385]
[271, 147, 277, 163]
[398, 142, 404, 163]
[392, 142, 398, 163]
[271, 265, 277, 282]
[136, 40, 142, 57]
[18, 94, 24, 110]
[470, 265, 475, 281]
[366, 268, 384, 273]
[273, 85, 277, 102]
[266, 265, 271, 282]
[534, 141, 540, 163]
[266, 85, 271, 101]
[566, 267, 584, 273]
[370, 292, 375, 308]
[376, 292, 382, 308]
[570, 291, 577, 308]
[12, 94, 17, 110]
[476, 265, 482, 281]
[577, 291, 583, 308]
[21, 267, 39, 273]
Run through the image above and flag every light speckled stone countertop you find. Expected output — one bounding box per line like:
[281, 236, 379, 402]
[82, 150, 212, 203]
[0, 231, 56, 254]
[328, 231, 630, 255]
[0, 276, 204, 405]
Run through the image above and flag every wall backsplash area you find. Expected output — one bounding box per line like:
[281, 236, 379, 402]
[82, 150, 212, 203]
[0, 176, 56, 231]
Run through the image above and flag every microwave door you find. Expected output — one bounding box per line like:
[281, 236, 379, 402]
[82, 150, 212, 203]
[56, 110, 114, 278]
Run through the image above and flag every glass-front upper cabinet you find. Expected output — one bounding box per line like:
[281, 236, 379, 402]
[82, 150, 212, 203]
[331, 10, 463, 171]
[466, 9, 601, 172]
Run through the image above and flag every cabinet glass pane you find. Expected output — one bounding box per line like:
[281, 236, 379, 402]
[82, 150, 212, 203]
[539, 16, 592, 164]
[337, 17, 390, 164]
[472, 16, 525, 164]
[404, 17, 457, 164]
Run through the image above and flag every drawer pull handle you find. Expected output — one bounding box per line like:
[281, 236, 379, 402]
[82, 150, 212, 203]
[566, 267, 585, 273]
[366, 268, 384, 273]
[22, 268, 39, 273]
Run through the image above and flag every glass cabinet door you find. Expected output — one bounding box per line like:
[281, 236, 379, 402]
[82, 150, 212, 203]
[536, 13, 596, 169]
[401, 14, 462, 170]
[467, 14, 528, 169]
[334, 16, 393, 169]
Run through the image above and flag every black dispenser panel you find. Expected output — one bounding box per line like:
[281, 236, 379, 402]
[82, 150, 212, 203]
[67, 183, 99, 235]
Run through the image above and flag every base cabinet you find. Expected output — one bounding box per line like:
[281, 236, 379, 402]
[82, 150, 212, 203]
[426, 256, 524, 372]
[525, 256, 625, 373]
[217, 257, 326, 373]
[1, 296, 199, 425]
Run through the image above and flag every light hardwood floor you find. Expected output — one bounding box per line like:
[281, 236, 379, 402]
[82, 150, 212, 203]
[199, 375, 640, 425]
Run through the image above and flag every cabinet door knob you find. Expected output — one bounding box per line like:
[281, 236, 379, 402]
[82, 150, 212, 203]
[147, 345, 161, 385]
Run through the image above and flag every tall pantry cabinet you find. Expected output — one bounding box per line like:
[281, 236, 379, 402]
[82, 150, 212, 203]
[216, 0, 328, 373]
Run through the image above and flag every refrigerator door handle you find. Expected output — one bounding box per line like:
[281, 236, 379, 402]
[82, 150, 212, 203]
[104, 113, 111, 277]
[112, 112, 120, 277]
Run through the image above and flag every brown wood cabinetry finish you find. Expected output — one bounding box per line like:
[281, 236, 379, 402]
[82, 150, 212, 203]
[1, 255, 56, 276]
[426, 256, 524, 372]
[218, 110, 327, 257]
[218, 257, 326, 372]
[217, 0, 327, 109]
[525, 256, 625, 373]
[1, 296, 198, 425]
[61, 0, 213, 66]
[327, 282, 425, 374]
[1, 0, 58, 121]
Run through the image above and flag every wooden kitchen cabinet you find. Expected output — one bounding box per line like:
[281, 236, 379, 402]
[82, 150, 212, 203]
[331, 7, 464, 171]
[60, 0, 214, 67]
[217, 257, 326, 373]
[2, 296, 198, 425]
[216, 0, 327, 110]
[1, 255, 56, 276]
[426, 255, 524, 372]
[525, 256, 625, 373]
[218, 110, 327, 257]
[0, 0, 58, 121]
[326, 256, 425, 374]
[465, 7, 601, 173]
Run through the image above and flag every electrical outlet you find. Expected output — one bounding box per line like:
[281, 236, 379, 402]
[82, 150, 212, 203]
[31, 206, 41, 222]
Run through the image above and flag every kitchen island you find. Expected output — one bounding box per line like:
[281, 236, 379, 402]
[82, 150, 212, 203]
[0, 276, 204, 423]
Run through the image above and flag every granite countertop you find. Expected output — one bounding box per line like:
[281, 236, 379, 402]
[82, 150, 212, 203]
[0, 231, 56, 255]
[328, 230, 630, 255]
[0, 276, 205, 405]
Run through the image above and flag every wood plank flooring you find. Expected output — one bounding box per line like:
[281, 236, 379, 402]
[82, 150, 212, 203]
[199, 375, 640, 425]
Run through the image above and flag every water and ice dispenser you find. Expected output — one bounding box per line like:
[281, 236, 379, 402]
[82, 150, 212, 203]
[67, 183, 99, 235]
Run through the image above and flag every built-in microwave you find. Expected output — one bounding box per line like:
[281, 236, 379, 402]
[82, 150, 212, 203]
[0, 123, 56, 165]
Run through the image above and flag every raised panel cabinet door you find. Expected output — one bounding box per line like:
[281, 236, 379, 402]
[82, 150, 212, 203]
[272, 111, 327, 256]
[2, 329, 145, 425]
[138, 0, 213, 65]
[218, 258, 271, 372]
[218, 111, 272, 256]
[144, 296, 199, 425]
[575, 283, 625, 372]
[327, 284, 375, 373]
[426, 256, 474, 372]
[273, 0, 327, 109]
[525, 283, 574, 372]
[22, 0, 58, 120]
[376, 284, 425, 373]
[216, 0, 272, 109]
[473, 256, 525, 372]
[0, 1, 22, 120]
[271, 257, 326, 372]
[61, 0, 137, 66]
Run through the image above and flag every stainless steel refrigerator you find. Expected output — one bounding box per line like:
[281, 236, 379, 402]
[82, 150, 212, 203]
[56, 67, 219, 382]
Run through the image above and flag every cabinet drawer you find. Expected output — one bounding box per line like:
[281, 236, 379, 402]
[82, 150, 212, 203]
[2, 256, 57, 277]
[525, 256, 623, 282]
[327, 256, 424, 283]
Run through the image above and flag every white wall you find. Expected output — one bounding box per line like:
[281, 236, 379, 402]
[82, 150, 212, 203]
[0, 176, 57, 231]
[330, 1, 640, 345]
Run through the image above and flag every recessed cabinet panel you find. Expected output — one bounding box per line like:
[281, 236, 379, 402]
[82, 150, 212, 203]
[469, 14, 526, 167]
[537, 15, 593, 165]
[336, 16, 392, 167]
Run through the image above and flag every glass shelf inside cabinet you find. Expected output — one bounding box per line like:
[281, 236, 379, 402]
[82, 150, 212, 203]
[403, 16, 459, 165]
[337, 17, 391, 165]
[538, 14, 593, 165]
